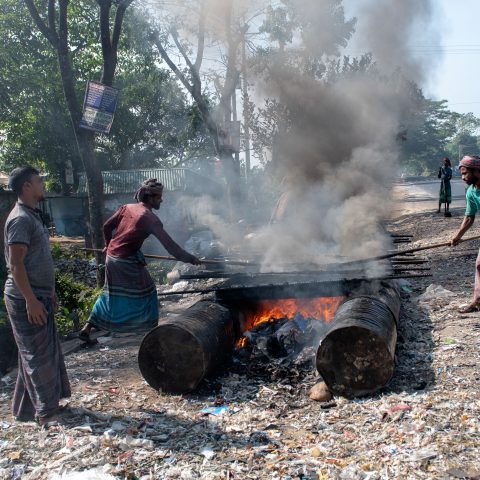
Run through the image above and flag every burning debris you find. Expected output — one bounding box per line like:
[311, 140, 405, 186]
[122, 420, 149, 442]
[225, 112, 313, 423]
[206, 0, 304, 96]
[139, 277, 400, 400]
[238, 313, 323, 362]
[235, 296, 344, 365]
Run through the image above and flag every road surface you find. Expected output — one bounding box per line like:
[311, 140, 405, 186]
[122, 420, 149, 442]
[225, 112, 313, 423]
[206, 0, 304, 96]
[393, 178, 466, 217]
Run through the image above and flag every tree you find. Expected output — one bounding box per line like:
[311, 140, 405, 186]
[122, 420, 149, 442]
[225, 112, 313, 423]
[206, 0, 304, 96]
[143, 0, 247, 217]
[245, 0, 357, 169]
[0, 1, 79, 190]
[22, 0, 134, 284]
[399, 90, 459, 174]
[0, 1, 212, 183]
[445, 112, 480, 163]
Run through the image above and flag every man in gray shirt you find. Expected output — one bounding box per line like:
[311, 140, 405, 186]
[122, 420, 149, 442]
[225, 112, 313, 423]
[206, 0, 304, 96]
[3, 166, 70, 426]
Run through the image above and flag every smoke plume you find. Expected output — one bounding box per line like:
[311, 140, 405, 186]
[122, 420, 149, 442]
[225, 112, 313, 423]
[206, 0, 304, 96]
[246, 0, 440, 270]
[152, 0, 440, 271]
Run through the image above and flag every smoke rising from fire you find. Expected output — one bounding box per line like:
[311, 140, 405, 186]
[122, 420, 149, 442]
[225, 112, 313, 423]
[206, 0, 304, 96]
[152, 0, 440, 269]
[246, 0, 440, 270]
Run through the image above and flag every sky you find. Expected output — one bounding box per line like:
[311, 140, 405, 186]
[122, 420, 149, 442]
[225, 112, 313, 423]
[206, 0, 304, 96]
[341, 0, 480, 117]
[425, 0, 480, 117]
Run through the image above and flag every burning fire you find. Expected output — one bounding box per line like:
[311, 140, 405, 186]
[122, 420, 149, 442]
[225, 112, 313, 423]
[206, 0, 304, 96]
[237, 297, 345, 347]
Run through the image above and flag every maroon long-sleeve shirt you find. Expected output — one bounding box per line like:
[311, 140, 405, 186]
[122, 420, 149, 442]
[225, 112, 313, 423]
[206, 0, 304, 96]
[104, 203, 194, 262]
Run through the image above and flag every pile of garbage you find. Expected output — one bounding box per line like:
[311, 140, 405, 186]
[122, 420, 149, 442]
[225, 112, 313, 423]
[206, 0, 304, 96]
[236, 314, 327, 365]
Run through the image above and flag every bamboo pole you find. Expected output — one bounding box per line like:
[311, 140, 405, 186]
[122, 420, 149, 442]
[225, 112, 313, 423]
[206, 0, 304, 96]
[341, 234, 480, 266]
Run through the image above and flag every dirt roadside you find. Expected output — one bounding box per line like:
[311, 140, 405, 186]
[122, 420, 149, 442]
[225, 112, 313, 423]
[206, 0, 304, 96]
[0, 189, 479, 480]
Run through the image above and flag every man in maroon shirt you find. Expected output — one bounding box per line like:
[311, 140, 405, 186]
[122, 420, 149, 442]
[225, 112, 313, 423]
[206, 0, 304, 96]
[79, 179, 200, 342]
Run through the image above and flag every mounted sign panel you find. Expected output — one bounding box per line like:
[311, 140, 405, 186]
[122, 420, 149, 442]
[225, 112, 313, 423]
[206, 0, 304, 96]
[79, 81, 119, 134]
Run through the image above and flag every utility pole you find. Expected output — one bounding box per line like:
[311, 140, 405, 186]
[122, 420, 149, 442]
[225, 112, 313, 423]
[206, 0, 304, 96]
[241, 22, 251, 182]
[232, 87, 240, 174]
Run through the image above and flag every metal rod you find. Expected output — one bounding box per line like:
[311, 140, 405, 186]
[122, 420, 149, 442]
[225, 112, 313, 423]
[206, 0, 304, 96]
[392, 267, 431, 272]
[390, 259, 428, 264]
[158, 274, 432, 296]
[80, 248, 260, 267]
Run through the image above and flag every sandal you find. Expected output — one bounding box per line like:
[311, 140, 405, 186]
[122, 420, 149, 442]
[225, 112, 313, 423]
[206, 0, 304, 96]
[78, 331, 98, 345]
[40, 419, 61, 430]
[458, 304, 480, 314]
[37, 413, 70, 429]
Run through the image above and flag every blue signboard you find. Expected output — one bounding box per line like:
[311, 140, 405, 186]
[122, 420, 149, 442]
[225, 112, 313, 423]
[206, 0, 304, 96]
[79, 81, 119, 134]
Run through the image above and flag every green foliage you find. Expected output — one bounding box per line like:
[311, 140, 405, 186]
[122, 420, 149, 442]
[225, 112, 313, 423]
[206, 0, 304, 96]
[51, 244, 63, 260]
[399, 88, 480, 175]
[147, 260, 171, 285]
[0, 0, 213, 185]
[55, 273, 101, 336]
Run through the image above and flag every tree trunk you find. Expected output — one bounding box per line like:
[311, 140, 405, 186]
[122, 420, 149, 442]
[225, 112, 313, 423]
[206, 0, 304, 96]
[57, 44, 105, 286]
[76, 129, 106, 286]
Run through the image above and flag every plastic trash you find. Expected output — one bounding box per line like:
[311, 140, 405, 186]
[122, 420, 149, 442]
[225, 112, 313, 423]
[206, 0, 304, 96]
[50, 467, 117, 480]
[417, 284, 456, 302]
[200, 447, 216, 460]
[201, 406, 230, 416]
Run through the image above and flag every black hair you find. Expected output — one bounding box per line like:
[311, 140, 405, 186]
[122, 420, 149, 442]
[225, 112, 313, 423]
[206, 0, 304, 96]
[8, 166, 40, 196]
[134, 178, 164, 202]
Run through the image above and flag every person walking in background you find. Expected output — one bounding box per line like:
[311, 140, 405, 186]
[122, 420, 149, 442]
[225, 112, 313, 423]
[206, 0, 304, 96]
[79, 179, 201, 343]
[4, 167, 71, 427]
[438, 157, 453, 216]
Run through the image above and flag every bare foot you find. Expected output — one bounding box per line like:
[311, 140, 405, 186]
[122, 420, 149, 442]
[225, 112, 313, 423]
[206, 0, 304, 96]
[458, 303, 480, 314]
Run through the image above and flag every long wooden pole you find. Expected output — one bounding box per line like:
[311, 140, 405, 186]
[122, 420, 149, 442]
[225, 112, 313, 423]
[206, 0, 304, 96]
[79, 248, 260, 267]
[341, 234, 480, 266]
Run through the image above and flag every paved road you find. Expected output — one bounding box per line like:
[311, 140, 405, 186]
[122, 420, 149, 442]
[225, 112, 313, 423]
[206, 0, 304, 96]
[393, 179, 466, 217]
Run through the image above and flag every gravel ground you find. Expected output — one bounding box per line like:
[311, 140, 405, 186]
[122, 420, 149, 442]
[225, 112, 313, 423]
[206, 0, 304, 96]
[0, 200, 479, 480]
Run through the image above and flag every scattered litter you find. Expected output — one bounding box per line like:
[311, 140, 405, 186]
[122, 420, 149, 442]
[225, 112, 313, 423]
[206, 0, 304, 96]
[405, 447, 437, 462]
[10, 466, 25, 480]
[386, 403, 412, 414]
[398, 279, 413, 294]
[417, 284, 456, 307]
[110, 421, 125, 432]
[118, 436, 154, 451]
[0, 219, 478, 479]
[200, 447, 216, 461]
[96, 337, 112, 345]
[50, 467, 117, 480]
[162, 280, 189, 292]
[201, 405, 230, 416]
[1, 375, 13, 387]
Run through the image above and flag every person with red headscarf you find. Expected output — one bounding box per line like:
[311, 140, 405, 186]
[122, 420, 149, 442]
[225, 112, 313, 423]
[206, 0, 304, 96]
[437, 157, 453, 215]
[79, 179, 200, 342]
[450, 156, 480, 312]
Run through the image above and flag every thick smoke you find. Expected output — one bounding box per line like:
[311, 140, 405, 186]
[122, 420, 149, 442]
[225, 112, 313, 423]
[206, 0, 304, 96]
[245, 0, 439, 271]
[346, 0, 441, 84]
[154, 0, 439, 271]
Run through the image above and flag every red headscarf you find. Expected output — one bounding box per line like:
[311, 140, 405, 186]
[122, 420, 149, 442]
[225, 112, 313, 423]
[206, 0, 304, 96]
[459, 155, 480, 169]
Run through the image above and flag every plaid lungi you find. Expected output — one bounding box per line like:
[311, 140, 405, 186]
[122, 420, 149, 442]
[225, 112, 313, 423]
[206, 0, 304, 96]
[88, 254, 159, 333]
[4, 295, 71, 421]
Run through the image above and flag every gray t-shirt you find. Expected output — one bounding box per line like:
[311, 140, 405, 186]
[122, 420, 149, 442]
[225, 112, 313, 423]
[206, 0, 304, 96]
[4, 202, 55, 299]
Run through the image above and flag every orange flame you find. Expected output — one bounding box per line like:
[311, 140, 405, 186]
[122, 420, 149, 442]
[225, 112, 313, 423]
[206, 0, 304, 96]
[237, 297, 345, 347]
